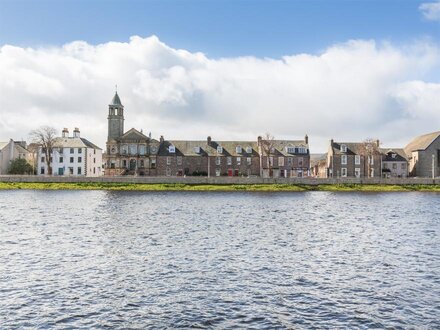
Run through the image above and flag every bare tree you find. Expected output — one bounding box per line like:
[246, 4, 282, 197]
[259, 133, 276, 177]
[359, 138, 381, 178]
[29, 126, 58, 175]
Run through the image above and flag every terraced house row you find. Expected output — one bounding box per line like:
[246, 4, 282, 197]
[104, 92, 310, 177]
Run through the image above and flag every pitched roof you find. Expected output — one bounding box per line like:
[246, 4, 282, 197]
[380, 148, 407, 162]
[159, 140, 259, 157]
[0, 142, 8, 150]
[80, 138, 102, 150]
[404, 131, 440, 155]
[310, 153, 327, 167]
[54, 137, 101, 149]
[331, 141, 380, 155]
[269, 140, 309, 156]
[119, 128, 150, 142]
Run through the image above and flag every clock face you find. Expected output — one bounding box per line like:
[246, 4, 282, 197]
[151, 146, 157, 153]
[111, 146, 117, 154]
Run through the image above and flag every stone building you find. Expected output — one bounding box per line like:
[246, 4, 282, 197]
[258, 136, 310, 178]
[326, 139, 382, 178]
[104, 92, 160, 176]
[103, 92, 310, 177]
[380, 148, 408, 178]
[404, 131, 440, 177]
[37, 128, 102, 177]
[0, 139, 32, 174]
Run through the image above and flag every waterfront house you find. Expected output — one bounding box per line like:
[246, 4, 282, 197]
[0, 140, 32, 174]
[37, 128, 103, 177]
[404, 131, 440, 177]
[380, 148, 408, 178]
[326, 139, 382, 178]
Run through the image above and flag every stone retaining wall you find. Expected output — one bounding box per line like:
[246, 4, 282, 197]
[1, 175, 439, 185]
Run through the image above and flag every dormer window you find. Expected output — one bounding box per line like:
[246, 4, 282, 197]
[236, 146, 242, 153]
[340, 144, 347, 153]
[391, 153, 396, 159]
[298, 147, 307, 154]
[169, 145, 176, 153]
[217, 146, 223, 154]
[286, 147, 295, 154]
[194, 146, 201, 154]
[246, 146, 252, 154]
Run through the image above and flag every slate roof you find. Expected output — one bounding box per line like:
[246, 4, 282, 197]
[0, 142, 8, 150]
[119, 128, 150, 141]
[310, 153, 327, 167]
[53, 137, 102, 149]
[159, 140, 259, 157]
[404, 131, 440, 155]
[269, 140, 309, 156]
[331, 142, 366, 155]
[379, 148, 407, 162]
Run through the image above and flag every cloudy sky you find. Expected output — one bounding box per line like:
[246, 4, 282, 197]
[1, 0, 440, 152]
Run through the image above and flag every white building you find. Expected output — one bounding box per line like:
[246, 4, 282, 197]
[0, 139, 32, 174]
[37, 128, 103, 177]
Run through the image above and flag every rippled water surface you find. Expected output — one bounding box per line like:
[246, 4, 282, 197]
[0, 190, 439, 329]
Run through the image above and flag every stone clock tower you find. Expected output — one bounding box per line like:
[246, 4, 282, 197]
[107, 91, 124, 140]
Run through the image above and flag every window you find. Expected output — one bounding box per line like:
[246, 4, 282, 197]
[70, 148, 74, 154]
[383, 163, 388, 169]
[194, 146, 201, 154]
[391, 153, 396, 159]
[93, 168, 96, 174]
[110, 160, 115, 169]
[216, 157, 221, 165]
[59, 147, 64, 153]
[368, 156, 374, 165]
[168, 145, 175, 153]
[236, 157, 241, 165]
[93, 149, 96, 155]
[121, 145, 128, 155]
[227, 157, 232, 165]
[139, 145, 146, 155]
[298, 147, 307, 154]
[40, 167, 45, 175]
[286, 147, 295, 154]
[167, 157, 171, 165]
[355, 155, 360, 165]
[236, 146, 242, 153]
[78, 148, 82, 154]
[267, 157, 273, 167]
[340, 144, 347, 153]
[49, 157, 53, 163]
[70, 157, 74, 163]
[77, 167, 82, 175]
[392, 163, 397, 169]
[270, 147, 275, 154]
[298, 157, 304, 167]
[247, 157, 252, 165]
[41, 156, 45, 163]
[217, 146, 223, 154]
[122, 160, 127, 167]
[151, 159, 156, 169]
[59, 157, 63, 163]
[341, 168, 347, 177]
[140, 160, 144, 167]
[401, 163, 406, 169]
[246, 146, 252, 154]
[177, 156, 182, 165]
[355, 168, 360, 177]
[341, 155, 347, 165]
[215, 168, 221, 176]
[129, 144, 137, 155]
[78, 157, 82, 163]
[69, 167, 73, 175]
[278, 157, 284, 166]
[166, 167, 171, 176]
[287, 157, 292, 166]
[93, 158, 96, 163]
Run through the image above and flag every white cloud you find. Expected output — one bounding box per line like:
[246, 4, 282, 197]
[419, 1, 440, 21]
[1, 35, 440, 152]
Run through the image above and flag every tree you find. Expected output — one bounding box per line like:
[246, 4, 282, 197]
[29, 126, 58, 175]
[8, 158, 33, 175]
[359, 138, 381, 178]
[259, 133, 276, 177]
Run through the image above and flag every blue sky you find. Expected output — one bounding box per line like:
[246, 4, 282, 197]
[0, 0, 438, 58]
[1, 0, 440, 151]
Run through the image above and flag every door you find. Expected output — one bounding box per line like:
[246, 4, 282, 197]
[129, 159, 136, 170]
[228, 169, 233, 177]
[58, 168, 64, 175]
[234, 169, 239, 176]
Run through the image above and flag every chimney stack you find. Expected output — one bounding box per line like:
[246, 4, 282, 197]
[257, 136, 262, 145]
[305, 134, 309, 145]
[62, 128, 69, 138]
[376, 139, 380, 147]
[330, 139, 334, 146]
[207, 136, 212, 145]
[73, 127, 80, 138]
[160, 135, 164, 143]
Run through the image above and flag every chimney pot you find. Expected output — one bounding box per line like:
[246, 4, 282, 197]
[160, 135, 164, 143]
[207, 136, 212, 145]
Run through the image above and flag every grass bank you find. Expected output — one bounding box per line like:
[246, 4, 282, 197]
[0, 182, 440, 192]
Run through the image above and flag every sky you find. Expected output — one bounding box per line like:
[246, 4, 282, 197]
[0, 0, 440, 152]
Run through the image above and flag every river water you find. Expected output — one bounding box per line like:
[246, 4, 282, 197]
[0, 190, 439, 329]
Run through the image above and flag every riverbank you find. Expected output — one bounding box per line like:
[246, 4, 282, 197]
[1, 182, 440, 192]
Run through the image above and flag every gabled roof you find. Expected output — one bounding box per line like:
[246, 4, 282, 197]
[268, 140, 309, 156]
[404, 131, 440, 155]
[158, 140, 259, 157]
[380, 148, 407, 162]
[80, 138, 102, 150]
[120, 128, 150, 141]
[53, 137, 101, 149]
[0, 142, 8, 150]
[331, 141, 380, 156]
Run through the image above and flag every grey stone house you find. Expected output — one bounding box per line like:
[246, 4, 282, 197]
[380, 148, 408, 178]
[326, 140, 382, 178]
[404, 131, 440, 177]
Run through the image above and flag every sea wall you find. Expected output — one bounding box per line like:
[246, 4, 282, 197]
[0, 175, 439, 185]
